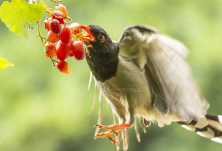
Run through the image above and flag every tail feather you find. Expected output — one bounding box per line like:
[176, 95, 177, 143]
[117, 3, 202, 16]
[178, 114, 222, 143]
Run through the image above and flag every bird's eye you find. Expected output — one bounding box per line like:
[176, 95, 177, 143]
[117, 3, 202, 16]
[98, 34, 106, 42]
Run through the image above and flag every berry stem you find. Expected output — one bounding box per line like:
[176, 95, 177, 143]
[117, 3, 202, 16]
[65, 16, 72, 21]
[85, 45, 92, 58]
[47, 50, 57, 67]
[51, 0, 61, 6]
[38, 0, 51, 12]
[36, 21, 45, 47]
[46, 48, 57, 67]
[37, 22, 57, 67]
[36, 21, 45, 46]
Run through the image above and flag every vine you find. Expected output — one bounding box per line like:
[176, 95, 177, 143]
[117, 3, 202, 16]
[0, 0, 92, 73]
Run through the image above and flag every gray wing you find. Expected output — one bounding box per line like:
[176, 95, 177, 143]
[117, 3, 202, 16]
[119, 25, 209, 122]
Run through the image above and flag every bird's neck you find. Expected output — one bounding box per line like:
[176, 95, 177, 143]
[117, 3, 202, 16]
[86, 43, 119, 82]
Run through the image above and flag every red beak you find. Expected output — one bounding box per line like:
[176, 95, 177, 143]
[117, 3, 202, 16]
[78, 25, 95, 42]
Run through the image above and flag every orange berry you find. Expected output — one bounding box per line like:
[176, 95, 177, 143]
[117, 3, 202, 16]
[56, 60, 71, 74]
[45, 43, 56, 58]
[56, 4, 68, 18]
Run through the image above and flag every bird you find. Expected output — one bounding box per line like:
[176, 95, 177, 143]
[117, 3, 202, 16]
[77, 24, 222, 149]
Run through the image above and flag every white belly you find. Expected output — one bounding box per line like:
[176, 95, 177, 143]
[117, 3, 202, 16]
[96, 56, 183, 126]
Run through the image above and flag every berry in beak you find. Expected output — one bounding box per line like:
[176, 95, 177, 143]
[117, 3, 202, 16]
[77, 25, 95, 42]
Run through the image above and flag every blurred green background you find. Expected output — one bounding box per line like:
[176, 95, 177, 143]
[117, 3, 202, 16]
[1, 0, 222, 151]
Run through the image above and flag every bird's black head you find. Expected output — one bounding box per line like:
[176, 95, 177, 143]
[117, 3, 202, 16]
[87, 25, 114, 53]
[78, 25, 118, 54]
[78, 25, 119, 82]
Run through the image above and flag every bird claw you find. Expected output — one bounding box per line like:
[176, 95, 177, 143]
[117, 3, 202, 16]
[94, 124, 131, 147]
[94, 130, 120, 147]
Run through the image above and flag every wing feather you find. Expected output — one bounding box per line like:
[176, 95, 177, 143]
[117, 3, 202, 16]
[145, 34, 209, 121]
[119, 25, 209, 122]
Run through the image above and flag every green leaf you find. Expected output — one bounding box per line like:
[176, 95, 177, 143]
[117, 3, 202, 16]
[0, 0, 45, 38]
[0, 58, 14, 69]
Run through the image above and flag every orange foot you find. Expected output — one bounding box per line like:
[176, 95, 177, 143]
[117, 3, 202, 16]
[94, 124, 132, 147]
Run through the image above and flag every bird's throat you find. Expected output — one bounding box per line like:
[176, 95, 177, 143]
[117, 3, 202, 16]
[85, 45, 119, 82]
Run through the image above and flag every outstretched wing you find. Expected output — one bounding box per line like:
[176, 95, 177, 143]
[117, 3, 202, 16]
[119, 25, 209, 122]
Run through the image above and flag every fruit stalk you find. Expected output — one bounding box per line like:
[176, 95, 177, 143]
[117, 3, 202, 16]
[38, 0, 50, 12]
[37, 21, 56, 66]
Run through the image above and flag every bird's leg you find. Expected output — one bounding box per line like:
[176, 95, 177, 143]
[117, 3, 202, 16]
[94, 124, 132, 146]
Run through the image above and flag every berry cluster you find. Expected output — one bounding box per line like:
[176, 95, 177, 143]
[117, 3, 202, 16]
[42, 4, 86, 74]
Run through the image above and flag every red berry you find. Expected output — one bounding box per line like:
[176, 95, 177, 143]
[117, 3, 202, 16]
[70, 23, 82, 35]
[52, 10, 65, 24]
[69, 51, 74, 57]
[69, 40, 74, 57]
[49, 19, 62, 35]
[44, 18, 52, 31]
[47, 31, 59, 43]
[45, 43, 56, 58]
[56, 40, 70, 60]
[60, 26, 72, 44]
[72, 41, 85, 60]
[56, 60, 71, 74]
[56, 4, 68, 18]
